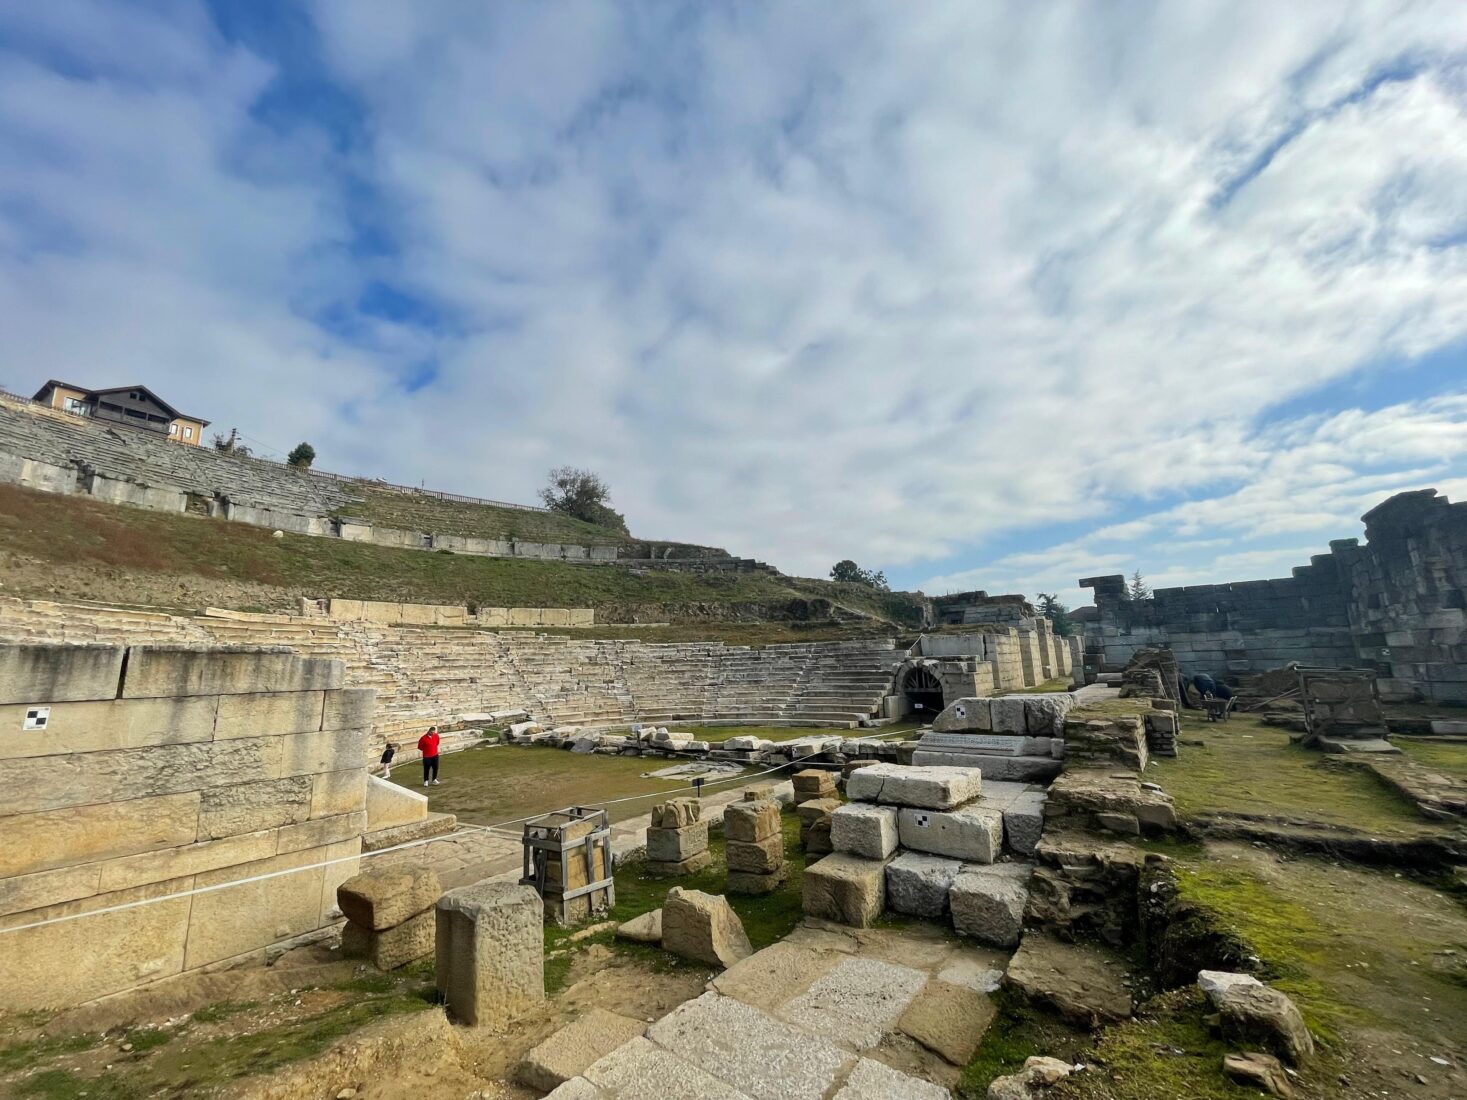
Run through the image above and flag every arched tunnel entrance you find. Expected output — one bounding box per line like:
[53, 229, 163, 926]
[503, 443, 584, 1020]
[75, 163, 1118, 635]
[902, 666, 945, 719]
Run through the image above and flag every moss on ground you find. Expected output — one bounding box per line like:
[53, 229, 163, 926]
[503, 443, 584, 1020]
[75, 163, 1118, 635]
[1148, 714, 1436, 837]
[958, 987, 1091, 1096]
[1395, 736, 1467, 779]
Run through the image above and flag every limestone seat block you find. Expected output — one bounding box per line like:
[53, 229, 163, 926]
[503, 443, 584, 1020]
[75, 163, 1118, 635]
[802, 853, 888, 928]
[932, 697, 992, 733]
[723, 800, 780, 843]
[516, 1007, 648, 1092]
[897, 804, 1002, 863]
[661, 886, 753, 968]
[435, 881, 544, 1025]
[846, 763, 982, 810]
[338, 867, 441, 931]
[830, 803, 899, 860]
[341, 909, 435, 970]
[949, 863, 1032, 947]
[0, 643, 124, 705]
[646, 820, 709, 863]
[120, 645, 344, 699]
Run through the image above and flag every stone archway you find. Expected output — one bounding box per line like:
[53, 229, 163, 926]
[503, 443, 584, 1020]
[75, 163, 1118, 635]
[901, 665, 945, 718]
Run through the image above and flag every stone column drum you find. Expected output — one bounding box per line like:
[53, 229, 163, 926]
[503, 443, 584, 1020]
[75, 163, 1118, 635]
[435, 881, 544, 1025]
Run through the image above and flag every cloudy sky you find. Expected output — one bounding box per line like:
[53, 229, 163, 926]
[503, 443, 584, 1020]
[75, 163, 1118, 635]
[4, 2, 1467, 608]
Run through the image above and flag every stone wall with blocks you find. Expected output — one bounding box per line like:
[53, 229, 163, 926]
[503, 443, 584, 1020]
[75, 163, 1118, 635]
[0, 642, 374, 1011]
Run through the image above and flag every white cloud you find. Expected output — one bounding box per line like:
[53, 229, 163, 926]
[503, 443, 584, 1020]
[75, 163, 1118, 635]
[2, 1, 1467, 591]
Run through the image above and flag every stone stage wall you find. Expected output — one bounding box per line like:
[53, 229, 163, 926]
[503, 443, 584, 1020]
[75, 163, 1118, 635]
[0, 644, 375, 1011]
[1080, 489, 1467, 701]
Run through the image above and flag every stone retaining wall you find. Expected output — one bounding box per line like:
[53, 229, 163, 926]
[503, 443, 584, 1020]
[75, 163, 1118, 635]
[0, 643, 375, 1011]
[313, 598, 595, 628]
[1079, 489, 1467, 701]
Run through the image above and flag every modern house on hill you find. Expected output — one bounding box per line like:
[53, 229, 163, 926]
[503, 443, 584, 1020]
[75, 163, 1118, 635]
[32, 381, 210, 446]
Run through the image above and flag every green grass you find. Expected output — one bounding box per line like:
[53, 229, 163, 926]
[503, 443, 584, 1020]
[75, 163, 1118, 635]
[0, 1034, 97, 1074]
[1395, 736, 1467, 778]
[1147, 713, 1438, 837]
[0, 482, 924, 629]
[189, 1000, 259, 1025]
[342, 485, 632, 546]
[958, 986, 1091, 1096]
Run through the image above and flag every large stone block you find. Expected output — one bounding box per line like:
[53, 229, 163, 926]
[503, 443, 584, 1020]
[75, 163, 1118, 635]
[897, 979, 996, 1067]
[725, 835, 784, 873]
[1021, 693, 1077, 736]
[311, 769, 368, 818]
[833, 1057, 953, 1100]
[321, 688, 377, 731]
[932, 697, 992, 732]
[121, 646, 343, 698]
[950, 863, 1031, 947]
[644, 851, 713, 877]
[213, 690, 326, 739]
[1003, 792, 1047, 857]
[338, 867, 442, 930]
[197, 776, 313, 839]
[651, 798, 701, 828]
[341, 909, 436, 970]
[988, 697, 1029, 734]
[516, 1007, 648, 1092]
[646, 821, 709, 862]
[436, 882, 544, 1025]
[846, 763, 982, 810]
[1199, 971, 1315, 1064]
[97, 829, 279, 894]
[365, 775, 427, 830]
[0, 791, 200, 880]
[662, 887, 753, 968]
[5, 737, 284, 817]
[884, 851, 964, 919]
[0, 644, 124, 706]
[796, 797, 841, 826]
[803, 853, 887, 928]
[0, 862, 103, 917]
[830, 803, 899, 860]
[776, 956, 927, 1050]
[0, 879, 192, 1011]
[554, 1035, 748, 1099]
[0, 695, 218, 760]
[726, 866, 788, 895]
[724, 799, 780, 842]
[897, 804, 1002, 863]
[275, 726, 369, 779]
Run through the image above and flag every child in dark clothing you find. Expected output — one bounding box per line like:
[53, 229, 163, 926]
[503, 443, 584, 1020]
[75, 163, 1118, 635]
[379, 742, 397, 779]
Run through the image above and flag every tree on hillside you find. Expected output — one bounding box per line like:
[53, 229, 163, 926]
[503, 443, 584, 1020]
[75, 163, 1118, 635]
[1036, 592, 1076, 636]
[539, 466, 630, 533]
[830, 560, 890, 591]
[212, 429, 252, 458]
[1128, 569, 1151, 601]
[286, 442, 316, 469]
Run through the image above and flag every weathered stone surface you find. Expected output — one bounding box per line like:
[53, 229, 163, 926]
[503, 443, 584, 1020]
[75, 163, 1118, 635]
[213, 690, 325, 739]
[121, 646, 342, 698]
[646, 821, 709, 862]
[831, 803, 899, 860]
[724, 800, 780, 842]
[898, 804, 1002, 863]
[312, 769, 368, 818]
[1223, 1052, 1296, 1098]
[987, 1056, 1073, 1100]
[1005, 933, 1132, 1027]
[777, 955, 926, 1049]
[516, 1007, 648, 1092]
[899, 978, 996, 1065]
[320, 688, 375, 732]
[0, 695, 218, 760]
[662, 887, 753, 968]
[341, 909, 435, 970]
[435, 882, 544, 1025]
[803, 853, 887, 928]
[1198, 971, 1314, 1064]
[615, 908, 661, 944]
[726, 835, 785, 874]
[792, 768, 837, 792]
[0, 644, 125, 705]
[933, 697, 991, 732]
[198, 777, 313, 839]
[950, 863, 1031, 947]
[797, 797, 841, 826]
[988, 697, 1029, 734]
[1002, 793, 1046, 857]
[802, 817, 834, 856]
[648, 991, 853, 1100]
[338, 867, 441, 931]
[363, 775, 427, 831]
[885, 852, 963, 919]
[651, 798, 701, 828]
[834, 1057, 953, 1100]
[644, 851, 712, 877]
[712, 940, 838, 1012]
[1020, 694, 1076, 736]
[846, 763, 983, 810]
[276, 726, 370, 780]
[0, 792, 201, 880]
[552, 1035, 749, 1099]
[726, 866, 788, 895]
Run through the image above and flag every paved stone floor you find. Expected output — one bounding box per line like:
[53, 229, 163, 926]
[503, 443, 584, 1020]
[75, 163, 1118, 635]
[546, 919, 1008, 1099]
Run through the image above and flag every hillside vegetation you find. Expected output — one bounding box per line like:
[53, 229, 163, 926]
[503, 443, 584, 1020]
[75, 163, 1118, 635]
[339, 484, 632, 546]
[0, 484, 927, 630]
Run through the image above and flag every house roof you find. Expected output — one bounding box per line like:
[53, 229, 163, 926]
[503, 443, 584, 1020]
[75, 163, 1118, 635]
[33, 380, 210, 427]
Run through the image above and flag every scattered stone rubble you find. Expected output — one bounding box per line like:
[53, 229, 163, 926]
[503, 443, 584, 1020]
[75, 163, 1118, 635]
[1198, 970, 1315, 1065]
[986, 1056, 1075, 1100]
[338, 868, 441, 971]
[661, 887, 753, 968]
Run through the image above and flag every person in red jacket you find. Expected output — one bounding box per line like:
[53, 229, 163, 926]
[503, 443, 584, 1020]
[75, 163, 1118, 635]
[418, 726, 441, 787]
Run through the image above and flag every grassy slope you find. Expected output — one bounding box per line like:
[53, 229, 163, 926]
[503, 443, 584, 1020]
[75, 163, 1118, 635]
[0, 483, 920, 627]
[340, 485, 632, 546]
